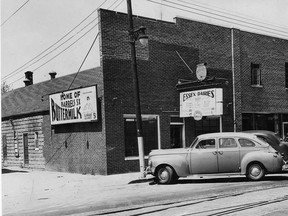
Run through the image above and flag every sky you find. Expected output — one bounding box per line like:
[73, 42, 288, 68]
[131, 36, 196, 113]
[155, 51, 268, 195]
[1, 0, 288, 89]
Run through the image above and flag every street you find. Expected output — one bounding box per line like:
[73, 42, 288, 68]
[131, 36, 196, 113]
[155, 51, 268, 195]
[93, 175, 288, 216]
[2, 169, 288, 216]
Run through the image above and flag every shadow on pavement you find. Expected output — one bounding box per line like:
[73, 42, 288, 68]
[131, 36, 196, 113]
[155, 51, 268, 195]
[2, 168, 28, 174]
[177, 175, 288, 184]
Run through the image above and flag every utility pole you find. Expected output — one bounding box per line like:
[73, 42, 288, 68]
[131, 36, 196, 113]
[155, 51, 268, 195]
[127, 0, 145, 178]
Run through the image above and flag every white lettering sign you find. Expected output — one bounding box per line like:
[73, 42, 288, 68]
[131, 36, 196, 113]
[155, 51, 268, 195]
[180, 88, 223, 118]
[49, 86, 98, 125]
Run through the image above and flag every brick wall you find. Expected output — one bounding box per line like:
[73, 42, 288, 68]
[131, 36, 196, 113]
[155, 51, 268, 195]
[99, 9, 288, 174]
[42, 97, 107, 175]
[99, 9, 235, 174]
[240, 32, 288, 113]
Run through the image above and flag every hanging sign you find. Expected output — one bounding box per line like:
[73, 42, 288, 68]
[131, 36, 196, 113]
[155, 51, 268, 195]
[180, 88, 223, 118]
[49, 85, 98, 125]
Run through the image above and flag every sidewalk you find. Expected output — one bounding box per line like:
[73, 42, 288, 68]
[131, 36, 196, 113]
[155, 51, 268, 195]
[1, 168, 153, 216]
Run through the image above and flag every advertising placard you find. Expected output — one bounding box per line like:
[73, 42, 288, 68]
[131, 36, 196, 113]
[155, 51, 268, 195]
[180, 88, 223, 118]
[49, 85, 98, 125]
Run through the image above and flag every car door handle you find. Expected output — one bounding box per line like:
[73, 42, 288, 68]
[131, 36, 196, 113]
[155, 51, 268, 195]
[212, 151, 217, 155]
[218, 151, 223, 155]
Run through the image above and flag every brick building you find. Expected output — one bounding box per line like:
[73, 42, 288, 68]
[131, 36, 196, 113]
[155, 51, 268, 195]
[2, 9, 288, 175]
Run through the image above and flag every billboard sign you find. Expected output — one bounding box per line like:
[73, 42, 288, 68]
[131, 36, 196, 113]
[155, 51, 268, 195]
[180, 88, 223, 118]
[49, 85, 98, 125]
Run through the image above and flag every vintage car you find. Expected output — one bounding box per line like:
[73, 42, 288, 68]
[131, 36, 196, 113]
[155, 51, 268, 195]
[244, 130, 288, 161]
[146, 132, 284, 184]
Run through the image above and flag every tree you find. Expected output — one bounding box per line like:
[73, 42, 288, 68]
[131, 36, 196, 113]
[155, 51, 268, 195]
[1, 81, 11, 94]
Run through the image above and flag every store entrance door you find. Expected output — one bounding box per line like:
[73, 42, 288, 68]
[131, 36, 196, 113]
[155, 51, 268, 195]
[170, 116, 185, 148]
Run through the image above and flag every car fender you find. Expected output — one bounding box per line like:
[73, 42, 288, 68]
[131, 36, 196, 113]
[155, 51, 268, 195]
[240, 151, 276, 174]
[150, 154, 190, 177]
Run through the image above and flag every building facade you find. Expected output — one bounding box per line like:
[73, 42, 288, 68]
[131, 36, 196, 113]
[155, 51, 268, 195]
[2, 9, 288, 175]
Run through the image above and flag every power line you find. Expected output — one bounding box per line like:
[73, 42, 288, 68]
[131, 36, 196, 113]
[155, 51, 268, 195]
[10, 22, 100, 86]
[68, 32, 100, 90]
[178, 0, 288, 32]
[7, 0, 122, 87]
[148, 0, 288, 39]
[1, 0, 30, 27]
[2, 0, 109, 81]
[164, 0, 288, 37]
[5, 16, 99, 81]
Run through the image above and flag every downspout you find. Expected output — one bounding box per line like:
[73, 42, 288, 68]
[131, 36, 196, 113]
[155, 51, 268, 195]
[231, 29, 236, 132]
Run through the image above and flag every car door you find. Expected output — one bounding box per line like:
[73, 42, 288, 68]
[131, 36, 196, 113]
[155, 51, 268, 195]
[217, 138, 240, 173]
[190, 138, 218, 174]
[238, 138, 259, 160]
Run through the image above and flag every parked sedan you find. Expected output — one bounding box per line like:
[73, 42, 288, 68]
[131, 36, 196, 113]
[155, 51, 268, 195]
[244, 130, 288, 161]
[146, 132, 284, 184]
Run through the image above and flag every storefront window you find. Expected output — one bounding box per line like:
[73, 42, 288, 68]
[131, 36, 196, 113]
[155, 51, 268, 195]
[242, 113, 275, 131]
[124, 115, 159, 157]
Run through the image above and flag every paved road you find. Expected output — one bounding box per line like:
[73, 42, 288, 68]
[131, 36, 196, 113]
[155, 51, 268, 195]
[2, 169, 288, 216]
[94, 175, 288, 216]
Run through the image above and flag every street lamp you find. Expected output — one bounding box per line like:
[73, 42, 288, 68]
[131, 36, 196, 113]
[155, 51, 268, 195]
[127, 0, 148, 178]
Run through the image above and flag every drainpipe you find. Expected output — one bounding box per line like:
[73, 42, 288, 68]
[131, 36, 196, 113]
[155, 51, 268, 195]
[231, 29, 236, 132]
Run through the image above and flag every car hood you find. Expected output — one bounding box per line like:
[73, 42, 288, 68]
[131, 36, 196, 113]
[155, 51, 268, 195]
[244, 130, 288, 160]
[149, 148, 188, 156]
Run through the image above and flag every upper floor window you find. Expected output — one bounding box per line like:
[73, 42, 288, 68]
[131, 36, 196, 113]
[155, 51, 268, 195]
[285, 62, 288, 89]
[251, 63, 262, 86]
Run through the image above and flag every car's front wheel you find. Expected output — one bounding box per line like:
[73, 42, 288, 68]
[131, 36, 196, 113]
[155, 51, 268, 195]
[156, 165, 174, 184]
[246, 163, 265, 181]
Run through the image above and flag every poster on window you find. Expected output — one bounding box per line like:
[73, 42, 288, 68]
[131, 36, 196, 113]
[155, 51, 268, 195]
[49, 85, 98, 125]
[180, 88, 223, 118]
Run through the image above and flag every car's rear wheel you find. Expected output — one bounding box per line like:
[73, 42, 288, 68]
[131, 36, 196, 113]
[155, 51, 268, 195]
[246, 163, 265, 181]
[156, 166, 174, 184]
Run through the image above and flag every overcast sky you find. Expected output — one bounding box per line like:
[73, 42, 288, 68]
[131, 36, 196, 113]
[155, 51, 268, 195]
[1, 0, 288, 89]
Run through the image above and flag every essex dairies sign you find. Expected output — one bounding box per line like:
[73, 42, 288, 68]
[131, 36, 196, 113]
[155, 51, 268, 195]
[49, 85, 98, 125]
[180, 88, 223, 118]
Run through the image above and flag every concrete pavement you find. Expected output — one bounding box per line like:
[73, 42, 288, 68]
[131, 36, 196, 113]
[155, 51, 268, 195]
[1, 167, 153, 216]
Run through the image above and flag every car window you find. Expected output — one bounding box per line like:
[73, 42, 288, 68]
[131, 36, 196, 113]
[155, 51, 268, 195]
[238, 139, 256, 147]
[256, 136, 269, 144]
[196, 139, 215, 149]
[219, 138, 237, 148]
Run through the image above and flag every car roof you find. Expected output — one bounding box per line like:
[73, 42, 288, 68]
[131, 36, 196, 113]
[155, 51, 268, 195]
[197, 132, 257, 140]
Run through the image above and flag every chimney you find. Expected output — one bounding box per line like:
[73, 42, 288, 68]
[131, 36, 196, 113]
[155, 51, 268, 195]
[23, 71, 33, 86]
[49, 71, 57, 80]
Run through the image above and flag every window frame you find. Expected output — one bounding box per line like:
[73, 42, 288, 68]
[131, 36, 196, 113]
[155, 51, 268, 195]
[34, 132, 39, 150]
[219, 138, 238, 148]
[195, 139, 216, 149]
[124, 114, 161, 160]
[251, 63, 262, 87]
[238, 138, 256, 148]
